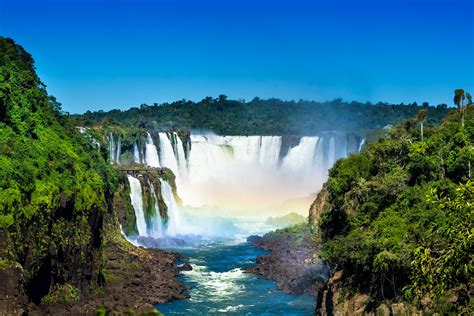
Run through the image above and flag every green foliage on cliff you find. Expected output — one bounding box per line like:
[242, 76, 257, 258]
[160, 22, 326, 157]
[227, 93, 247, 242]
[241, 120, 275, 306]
[74, 96, 449, 136]
[0, 37, 117, 301]
[319, 105, 473, 312]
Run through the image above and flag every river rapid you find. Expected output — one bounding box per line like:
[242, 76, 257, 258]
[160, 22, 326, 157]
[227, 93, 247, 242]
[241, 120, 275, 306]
[157, 237, 315, 315]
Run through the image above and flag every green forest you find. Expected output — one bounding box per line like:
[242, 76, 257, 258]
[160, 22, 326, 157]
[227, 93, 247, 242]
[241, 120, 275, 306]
[75, 96, 449, 136]
[318, 103, 473, 313]
[0, 37, 118, 304]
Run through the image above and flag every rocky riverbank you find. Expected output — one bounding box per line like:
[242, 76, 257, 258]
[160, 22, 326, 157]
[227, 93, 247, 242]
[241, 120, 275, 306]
[247, 224, 329, 296]
[1, 215, 189, 315]
[34, 243, 188, 315]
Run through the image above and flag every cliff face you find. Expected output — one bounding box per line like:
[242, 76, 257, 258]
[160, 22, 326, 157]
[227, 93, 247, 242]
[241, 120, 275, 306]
[308, 188, 329, 234]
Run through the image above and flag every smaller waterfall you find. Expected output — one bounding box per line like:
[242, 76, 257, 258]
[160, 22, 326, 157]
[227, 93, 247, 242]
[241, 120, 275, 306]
[313, 137, 325, 182]
[149, 182, 163, 237]
[145, 133, 160, 167]
[115, 136, 121, 163]
[127, 175, 148, 236]
[258, 136, 282, 167]
[174, 132, 188, 178]
[133, 142, 141, 164]
[327, 136, 336, 170]
[160, 179, 180, 236]
[108, 133, 115, 163]
[281, 136, 319, 174]
[358, 138, 366, 152]
[159, 133, 179, 176]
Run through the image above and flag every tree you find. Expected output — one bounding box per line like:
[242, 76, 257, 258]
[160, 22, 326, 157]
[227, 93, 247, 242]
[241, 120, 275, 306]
[48, 95, 62, 113]
[454, 89, 468, 127]
[416, 109, 427, 141]
[410, 181, 473, 312]
[218, 94, 228, 103]
[454, 89, 465, 113]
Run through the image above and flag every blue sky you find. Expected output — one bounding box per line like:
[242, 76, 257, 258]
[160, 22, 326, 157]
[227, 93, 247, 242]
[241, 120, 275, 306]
[1, 0, 473, 113]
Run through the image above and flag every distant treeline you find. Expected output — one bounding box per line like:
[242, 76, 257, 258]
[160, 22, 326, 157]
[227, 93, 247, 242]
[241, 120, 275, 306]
[73, 96, 450, 135]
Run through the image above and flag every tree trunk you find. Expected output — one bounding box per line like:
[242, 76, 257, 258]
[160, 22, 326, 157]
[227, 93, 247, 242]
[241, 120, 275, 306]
[469, 161, 471, 179]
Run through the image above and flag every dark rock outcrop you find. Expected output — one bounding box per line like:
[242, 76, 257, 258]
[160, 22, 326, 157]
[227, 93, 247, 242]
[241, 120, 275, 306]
[249, 225, 329, 296]
[246, 235, 263, 245]
[26, 215, 189, 315]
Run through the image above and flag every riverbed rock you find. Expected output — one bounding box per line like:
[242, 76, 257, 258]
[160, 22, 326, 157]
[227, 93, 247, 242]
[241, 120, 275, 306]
[24, 214, 189, 315]
[178, 263, 193, 271]
[249, 225, 328, 296]
[247, 235, 263, 245]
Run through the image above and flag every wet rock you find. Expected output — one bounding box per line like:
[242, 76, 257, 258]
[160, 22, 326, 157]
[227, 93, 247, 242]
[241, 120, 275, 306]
[247, 235, 263, 245]
[249, 225, 329, 296]
[178, 263, 193, 271]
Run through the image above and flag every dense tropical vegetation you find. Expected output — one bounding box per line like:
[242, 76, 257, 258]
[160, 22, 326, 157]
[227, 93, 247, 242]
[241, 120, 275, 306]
[74, 96, 449, 136]
[319, 101, 473, 313]
[0, 37, 117, 303]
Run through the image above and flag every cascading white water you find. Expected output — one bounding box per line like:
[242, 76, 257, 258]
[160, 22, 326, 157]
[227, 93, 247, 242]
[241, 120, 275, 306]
[133, 142, 140, 164]
[108, 133, 115, 163]
[358, 138, 366, 152]
[281, 137, 319, 175]
[160, 179, 181, 236]
[259, 136, 282, 167]
[115, 136, 121, 163]
[175, 134, 350, 214]
[174, 132, 188, 178]
[145, 133, 160, 167]
[127, 175, 148, 236]
[117, 131, 355, 237]
[327, 136, 336, 171]
[148, 182, 163, 237]
[159, 133, 179, 177]
[313, 137, 325, 183]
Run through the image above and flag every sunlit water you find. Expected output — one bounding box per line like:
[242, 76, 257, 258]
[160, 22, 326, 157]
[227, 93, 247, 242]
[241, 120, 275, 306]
[157, 239, 315, 315]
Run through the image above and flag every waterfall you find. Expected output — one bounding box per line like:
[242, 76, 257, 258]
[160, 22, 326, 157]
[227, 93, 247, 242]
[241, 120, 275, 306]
[160, 179, 181, 236]
[125, 174, 179, 238]
[178, 133, 352, 212]
[133, 142, 141, 164]
[121, 131, 358, 219]
[174, 132, 188, 178]
[313, 137, 325, 182]
[159, 133, 179, 176]
[145, 133, 160, 167]
[115, 136, 121, 163]
[108, 133, 115, 163]
[259, 136, 282, 166]
[107, 133, 122, 163]
[358, 138, 366, 152]
[327, 136, 336, 170]
[281, 137, 319, 175]
[149, 182, 163, 237]
[127, 175, 148, 236]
